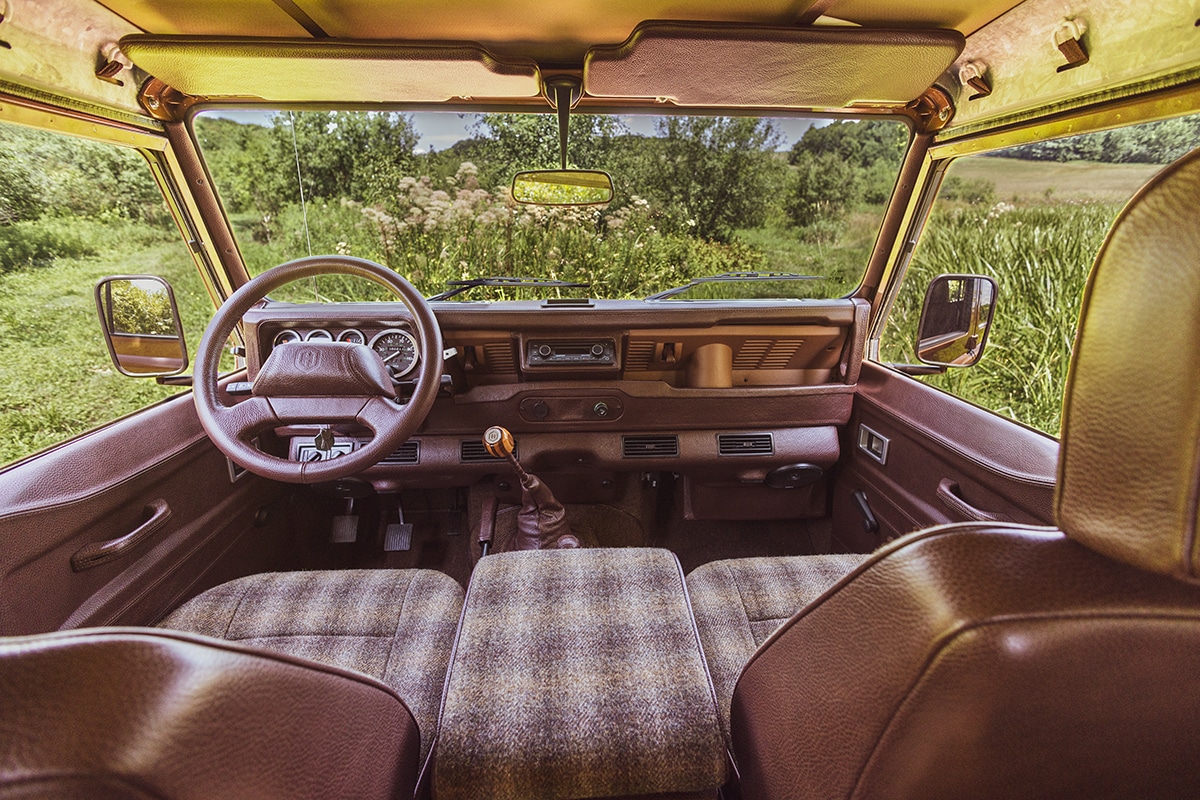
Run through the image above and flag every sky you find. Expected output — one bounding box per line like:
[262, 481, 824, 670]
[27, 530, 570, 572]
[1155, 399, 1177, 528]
[205, 109, 825, 154]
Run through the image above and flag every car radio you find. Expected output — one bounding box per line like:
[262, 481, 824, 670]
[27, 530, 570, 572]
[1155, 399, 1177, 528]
[527, 339, 616, 366]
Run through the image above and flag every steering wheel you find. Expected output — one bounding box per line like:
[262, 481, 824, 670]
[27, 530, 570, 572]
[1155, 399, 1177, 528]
[194, 256, 442, 484]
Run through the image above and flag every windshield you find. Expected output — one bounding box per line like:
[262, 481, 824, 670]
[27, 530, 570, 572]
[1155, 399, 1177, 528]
[193, 111, 908, 302]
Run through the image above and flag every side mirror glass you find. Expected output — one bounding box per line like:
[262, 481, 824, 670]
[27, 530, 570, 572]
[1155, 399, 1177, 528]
[511, 170, 614, 206]
[916, 274, 997, 368]
[95, 275, 189, 377]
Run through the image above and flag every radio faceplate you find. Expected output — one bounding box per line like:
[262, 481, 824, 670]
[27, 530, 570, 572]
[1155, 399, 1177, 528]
[527, 339, 616, 366]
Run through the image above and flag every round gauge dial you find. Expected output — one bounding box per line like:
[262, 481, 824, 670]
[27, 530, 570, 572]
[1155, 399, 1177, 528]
[336, 329, 366, 345]
[306, 329, 334, 341]
[272, 329, 302, 347]
[369, 329, 420, 381]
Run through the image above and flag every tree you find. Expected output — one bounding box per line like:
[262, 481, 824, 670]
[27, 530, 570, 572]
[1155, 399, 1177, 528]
[642, 117, 785, 241]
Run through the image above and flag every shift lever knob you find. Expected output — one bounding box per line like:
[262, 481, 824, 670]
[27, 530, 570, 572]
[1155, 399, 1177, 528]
[483, 426, 516, 459]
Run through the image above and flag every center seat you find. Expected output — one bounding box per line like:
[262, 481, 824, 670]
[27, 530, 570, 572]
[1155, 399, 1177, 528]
[433, 548, 727, 800]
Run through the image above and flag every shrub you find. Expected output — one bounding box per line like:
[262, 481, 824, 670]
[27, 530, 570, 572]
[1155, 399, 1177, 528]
[0, 218, 95, 273]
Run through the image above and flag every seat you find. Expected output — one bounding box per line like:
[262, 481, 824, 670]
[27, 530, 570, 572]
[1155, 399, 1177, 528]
[0, 567, 464, 799]
[0, 628, 422, 800]
[158, 568, 464, 765]
[686, 553, 867, 745]
[700, 147, 1200, 799]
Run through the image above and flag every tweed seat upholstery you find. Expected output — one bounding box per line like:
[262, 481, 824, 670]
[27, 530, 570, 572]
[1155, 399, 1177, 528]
[159, 568, 464, 763]
[686, 554, 867, 745]
[434, 548, 727, 800]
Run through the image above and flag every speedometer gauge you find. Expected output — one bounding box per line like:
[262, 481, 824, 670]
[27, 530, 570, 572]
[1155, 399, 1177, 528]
[369, 329, 420, 381]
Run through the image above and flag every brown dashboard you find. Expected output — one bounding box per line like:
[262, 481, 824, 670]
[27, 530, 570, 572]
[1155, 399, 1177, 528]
[241, 298, 866, 518]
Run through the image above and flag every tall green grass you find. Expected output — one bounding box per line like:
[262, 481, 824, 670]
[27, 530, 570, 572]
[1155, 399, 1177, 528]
[880, 201, 1123, 436]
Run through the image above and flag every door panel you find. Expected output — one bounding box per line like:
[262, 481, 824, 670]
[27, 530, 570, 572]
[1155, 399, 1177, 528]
[0, 390, 308, 635]
[831, 362, 1058, 552]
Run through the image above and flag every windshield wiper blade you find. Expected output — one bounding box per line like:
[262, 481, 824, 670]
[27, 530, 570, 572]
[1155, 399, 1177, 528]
[645, 271, 823, 301]
[428, 276, 590, 301]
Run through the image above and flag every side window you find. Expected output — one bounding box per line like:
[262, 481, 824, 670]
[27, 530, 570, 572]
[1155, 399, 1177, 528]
[0, 123, 211, 466]
[879, 115, 1200, 436]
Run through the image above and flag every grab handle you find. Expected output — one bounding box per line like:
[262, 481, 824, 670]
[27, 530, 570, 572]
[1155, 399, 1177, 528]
[71, 499, 172, 572]
[936, 480, 1011, 523]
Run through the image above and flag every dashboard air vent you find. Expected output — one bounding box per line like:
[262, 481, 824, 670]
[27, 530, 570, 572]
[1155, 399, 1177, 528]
[733, 339, 804, 370]
[482, 342, 517, 372]
[718, 433, 774, 456]
[622, 435, 679, 459]
[624, 341, 655, 371]
[460, 440, 516, 463]
[380, 441, 420, 465]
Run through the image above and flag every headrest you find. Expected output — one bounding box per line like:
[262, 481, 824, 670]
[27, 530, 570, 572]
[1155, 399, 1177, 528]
[1056, 146, 1200, 581]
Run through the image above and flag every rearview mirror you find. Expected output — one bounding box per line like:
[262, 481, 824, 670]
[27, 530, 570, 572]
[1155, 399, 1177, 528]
[512, 170, 614, 206]
[95, 275, 189, 377]
[916, 274, 997, 368]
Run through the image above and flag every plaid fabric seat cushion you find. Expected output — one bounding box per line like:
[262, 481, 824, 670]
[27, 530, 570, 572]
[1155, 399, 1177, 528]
[159, 569, 463, 763]
[687, 554, 867, 747]
[435, 548, 726, 800]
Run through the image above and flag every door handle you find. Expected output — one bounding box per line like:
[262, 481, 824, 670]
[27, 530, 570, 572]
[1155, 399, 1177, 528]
[936, 480, 1011, 523]
[71, 499, 172, 572]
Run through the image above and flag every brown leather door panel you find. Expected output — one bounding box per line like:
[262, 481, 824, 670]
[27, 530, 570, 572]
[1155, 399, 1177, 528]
[832, 362, 1058, 552]
[0, 392, 302, 635]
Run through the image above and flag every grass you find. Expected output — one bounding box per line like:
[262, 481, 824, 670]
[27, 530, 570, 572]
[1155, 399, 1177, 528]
[953, 157, 1161, 203]
[0, 220, 214, 465]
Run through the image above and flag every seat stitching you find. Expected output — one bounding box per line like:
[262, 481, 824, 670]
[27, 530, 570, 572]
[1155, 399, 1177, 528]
[223, 578, 255, 640]
[382, 572, 418, 683]
[724, 563, 758, 653]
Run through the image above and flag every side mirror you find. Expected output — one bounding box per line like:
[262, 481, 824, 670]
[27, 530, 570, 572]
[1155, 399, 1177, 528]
[511, 170, 614, 206]
[916, 274, 997, 368]
[95, 275, 188, 377]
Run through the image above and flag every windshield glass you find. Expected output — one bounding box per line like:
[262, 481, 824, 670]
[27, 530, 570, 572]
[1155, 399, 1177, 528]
[193, 111, 908, 302]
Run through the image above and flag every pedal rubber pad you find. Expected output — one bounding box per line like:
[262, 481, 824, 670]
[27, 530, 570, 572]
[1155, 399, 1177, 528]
[385, 522, 414, 552]
[330, 515, 359, 544]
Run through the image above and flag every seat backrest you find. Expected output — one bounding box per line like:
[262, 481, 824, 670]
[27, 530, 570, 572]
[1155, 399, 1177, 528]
[729, 147, 1200, 799]
[0, 629, 420, 800]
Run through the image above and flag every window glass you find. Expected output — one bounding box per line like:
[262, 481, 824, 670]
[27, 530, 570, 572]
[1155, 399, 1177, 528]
[0, 123, 211, 466]
[194, 111, 909, 302]
[879, 115, 1200, 436]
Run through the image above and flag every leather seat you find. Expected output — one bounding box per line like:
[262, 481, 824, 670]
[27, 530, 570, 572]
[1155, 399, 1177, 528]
[158, 568, 464, 765]
[0, 628, 422, 800]
[699, 147, 1200, 799]
[0, 568, 464, 799]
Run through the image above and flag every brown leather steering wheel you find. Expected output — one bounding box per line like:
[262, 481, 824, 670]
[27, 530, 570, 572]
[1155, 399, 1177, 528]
[194, 256, 442, 484]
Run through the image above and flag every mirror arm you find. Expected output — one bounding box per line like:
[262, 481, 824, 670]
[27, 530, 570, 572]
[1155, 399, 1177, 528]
[555, 83, 571, 170]
[156, 375, 194, 386]
[890, 362, 947, 376]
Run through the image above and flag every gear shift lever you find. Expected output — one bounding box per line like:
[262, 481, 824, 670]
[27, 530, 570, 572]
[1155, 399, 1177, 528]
[483, 426, 579, 551]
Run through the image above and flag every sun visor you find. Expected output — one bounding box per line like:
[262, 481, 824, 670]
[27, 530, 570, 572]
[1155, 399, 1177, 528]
[584, 23, 964, 108]
[119, 36, 542, 102]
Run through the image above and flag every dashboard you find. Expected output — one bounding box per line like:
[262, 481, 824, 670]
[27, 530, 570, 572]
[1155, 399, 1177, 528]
[241, 298, 866, 517]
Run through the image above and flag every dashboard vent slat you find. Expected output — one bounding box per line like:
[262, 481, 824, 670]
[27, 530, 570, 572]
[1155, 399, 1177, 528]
[381, 441, 420, 465]
[733, 339, 805, 370]
[625, 341, 655, 371]
[482, 342, 516, 373]
[622, 435, 679, 459]
[718, 433, 774, 456]
[460, 440, 516, 463]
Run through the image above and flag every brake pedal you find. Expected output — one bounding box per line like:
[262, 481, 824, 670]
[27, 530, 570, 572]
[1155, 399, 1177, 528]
[384, 504, 414, 552]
